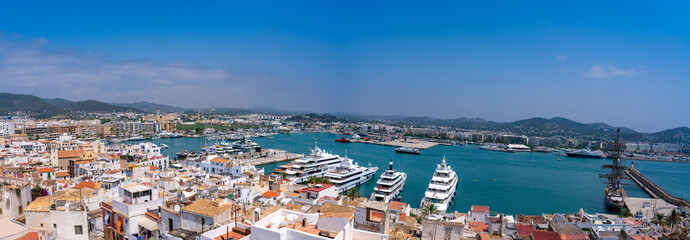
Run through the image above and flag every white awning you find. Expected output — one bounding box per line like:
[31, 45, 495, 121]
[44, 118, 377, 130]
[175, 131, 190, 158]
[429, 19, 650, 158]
[139, 217, 159, 231]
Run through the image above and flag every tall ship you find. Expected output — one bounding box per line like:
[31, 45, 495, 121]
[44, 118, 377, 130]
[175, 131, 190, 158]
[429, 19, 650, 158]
[565, 149, 605, 159]
[277, 141, 343, 183]
[599, 128, 626, 209]
[420, 156, 459, 213]
[324, 157, 378, 193]
[370, 159, 407, 203]
[395, 146, 421, 154]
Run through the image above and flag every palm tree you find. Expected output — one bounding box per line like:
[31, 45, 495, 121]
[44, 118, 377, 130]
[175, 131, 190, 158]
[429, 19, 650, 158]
[307, 176, 320, 184]
[619, 208, 633, 218]
[418, 202, 440, 223]
[666, 209, 682, 229]
[344, 187, 361, 201]
[652, 213, 666, 225]
[318, 176, 333, 185]
[279, 171, 288, 180]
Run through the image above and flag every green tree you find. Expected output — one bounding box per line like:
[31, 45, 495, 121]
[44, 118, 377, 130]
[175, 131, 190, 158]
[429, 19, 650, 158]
[652, 213, 666, 225]
[666, 209, 682, 229]
[344, 187, 361, 201]
[279, 172, 288, 180]
[619, 208, 633, 218]
[418, 202, 440, 223]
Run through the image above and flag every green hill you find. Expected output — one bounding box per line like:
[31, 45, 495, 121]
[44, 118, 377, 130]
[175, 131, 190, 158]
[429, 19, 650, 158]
[0, 93, 140, 114]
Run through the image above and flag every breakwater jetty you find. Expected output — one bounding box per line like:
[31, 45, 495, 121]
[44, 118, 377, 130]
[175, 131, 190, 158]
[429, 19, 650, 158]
[625, 167, 690, 209]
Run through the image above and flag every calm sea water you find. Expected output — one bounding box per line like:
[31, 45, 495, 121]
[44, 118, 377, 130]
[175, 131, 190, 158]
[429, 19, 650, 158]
[145, 132, 690, 215]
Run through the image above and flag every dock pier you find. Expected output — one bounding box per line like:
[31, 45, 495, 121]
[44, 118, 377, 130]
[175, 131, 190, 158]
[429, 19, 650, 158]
[625, 167, 690, 209]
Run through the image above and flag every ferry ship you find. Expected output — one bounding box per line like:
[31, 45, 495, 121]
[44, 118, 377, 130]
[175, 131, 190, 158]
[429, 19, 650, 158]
[420, 156, 459, 213]
[277, 142, 343, 183]
[566, 149, 605, 159]
[127, 135, 145, 141]
[395, 146, 421, 154]
[600, 129, 626, 209]
[370, 159, 407, 203]
[325, 157, 378, 193]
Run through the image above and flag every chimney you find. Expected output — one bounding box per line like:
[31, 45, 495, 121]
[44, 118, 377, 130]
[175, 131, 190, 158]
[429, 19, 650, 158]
[499, 213, 506, 236]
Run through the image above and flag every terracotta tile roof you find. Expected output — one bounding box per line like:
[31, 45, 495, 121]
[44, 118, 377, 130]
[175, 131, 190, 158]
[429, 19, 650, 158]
[55, 171, 69, 178]
[531, 230, 561, 240]
[517, 224, 535, 236]
[149, 165, 159, 170]
[38, 167, 55, 173]
[213, 231, 247, 240]
[74, 180, 96, 189]
[321, 212, 354, 219]
[388, 201, 407, 211]
[146, 211, 161, 221]
[468, 221, 488, 232]
[210, 158, 229, 164]
[15, 232, 39, 240]
[301, 184, 333, 193]
[261, 190, 280, 198]
[108, 169, 120, 174]
[25, 196, 52, 212]
[58, 149, 83, 158]
[517, 215, 547, 224]
[471, 205, 489, 212]
[181, 199, 232, 217]
[320, 202, 354, 213]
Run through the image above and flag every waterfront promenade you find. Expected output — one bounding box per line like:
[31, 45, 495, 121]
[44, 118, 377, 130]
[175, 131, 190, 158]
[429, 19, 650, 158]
[625, 167, 690, 209]
[237, 149, 304, 166]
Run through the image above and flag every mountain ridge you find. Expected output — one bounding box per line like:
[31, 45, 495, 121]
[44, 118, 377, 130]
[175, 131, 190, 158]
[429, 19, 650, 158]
[1, 93, 687, 144]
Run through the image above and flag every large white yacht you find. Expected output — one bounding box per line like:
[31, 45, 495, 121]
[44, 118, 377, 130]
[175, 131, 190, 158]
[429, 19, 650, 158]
[370, 159, 407, 203]
[325, 157, 378, 193]
[277, 142, 343, 183]
[420, 156, 459, 213]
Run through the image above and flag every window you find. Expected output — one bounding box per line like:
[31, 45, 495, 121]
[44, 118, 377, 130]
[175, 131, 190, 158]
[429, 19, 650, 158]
[75, 225, 83, 235]
[18, 206, 22, 214]
[366, 208, 385, 223]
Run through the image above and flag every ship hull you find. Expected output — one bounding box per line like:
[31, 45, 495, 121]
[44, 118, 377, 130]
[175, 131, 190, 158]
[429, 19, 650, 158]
[566, 153, 603, 159]
[395, 149, 420, 154]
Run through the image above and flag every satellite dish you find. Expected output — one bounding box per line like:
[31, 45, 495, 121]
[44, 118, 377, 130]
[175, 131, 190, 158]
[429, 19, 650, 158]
[174, 205, 181, 212]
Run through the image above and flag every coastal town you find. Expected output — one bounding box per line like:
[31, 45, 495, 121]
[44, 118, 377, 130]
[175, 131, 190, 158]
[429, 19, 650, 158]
[0, 110, 688, 240]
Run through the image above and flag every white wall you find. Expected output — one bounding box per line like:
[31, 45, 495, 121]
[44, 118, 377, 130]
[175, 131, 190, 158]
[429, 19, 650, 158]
[26, 210, 89, 240]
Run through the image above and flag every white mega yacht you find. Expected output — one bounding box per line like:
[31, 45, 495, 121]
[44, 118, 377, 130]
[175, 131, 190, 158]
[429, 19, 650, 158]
[420, 156, 459, 213]
[325, 157, 378, 193]
[277, 142, 343, 183]
[370, 159, 407, 203]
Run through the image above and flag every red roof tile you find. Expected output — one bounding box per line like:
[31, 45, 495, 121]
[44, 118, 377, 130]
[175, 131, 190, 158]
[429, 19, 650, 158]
[38, 167, 55, 173]
[531, 230, 561, 240]
[261, 190, 280, 198]
[301, 184, 334, 193]
[388, 201, 408, 211]
[211, 158, 229, 164]
[74, 180, 96, 189]
[58, 150, 83, 158]
[55, 171, 69, 178]
[517, 224, 535, 236]
[471, 205, 490, 212]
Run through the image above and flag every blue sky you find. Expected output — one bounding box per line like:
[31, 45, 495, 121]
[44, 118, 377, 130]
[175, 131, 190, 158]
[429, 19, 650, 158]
[0, 1, 688, 132]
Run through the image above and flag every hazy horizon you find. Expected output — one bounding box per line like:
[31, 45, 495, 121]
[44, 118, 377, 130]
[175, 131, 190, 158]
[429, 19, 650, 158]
[1, 1, 689, 132]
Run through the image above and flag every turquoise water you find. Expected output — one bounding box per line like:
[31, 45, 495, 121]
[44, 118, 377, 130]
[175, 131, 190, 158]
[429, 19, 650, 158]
[145, 132, 690, 215]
